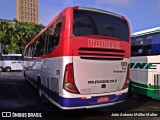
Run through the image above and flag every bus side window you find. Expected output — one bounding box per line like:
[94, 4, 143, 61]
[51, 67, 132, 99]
[53, 22, 62, 46]
[46, 18, 62, 54]
[34, 33, 46, 57]
[152, 34, 160, 55]
[143, 36, 152, 56]
[28, 46, 32, 58]
[131, 37, 144, 56]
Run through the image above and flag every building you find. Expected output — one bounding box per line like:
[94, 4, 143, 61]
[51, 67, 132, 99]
[16, 0, 39, 24]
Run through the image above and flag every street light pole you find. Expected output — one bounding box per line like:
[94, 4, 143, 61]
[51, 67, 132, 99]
[0, 42, 2, 55]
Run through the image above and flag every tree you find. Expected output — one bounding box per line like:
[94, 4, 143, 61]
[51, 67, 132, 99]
[0, 20, 44, 54]
[5, 39, 20, 53]
[15, 22, 44, 53]
[0, 21, 11, 53]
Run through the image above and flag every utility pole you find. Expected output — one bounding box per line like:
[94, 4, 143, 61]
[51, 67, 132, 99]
[0, 43, 1, 54]
[0, 43, 2, 54]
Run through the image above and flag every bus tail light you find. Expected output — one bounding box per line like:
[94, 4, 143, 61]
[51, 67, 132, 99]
[122, 64, 130, 89]
[63, 63, 80, 94]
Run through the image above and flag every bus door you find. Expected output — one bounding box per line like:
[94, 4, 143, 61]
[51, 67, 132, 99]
[153, 74, 160, 98]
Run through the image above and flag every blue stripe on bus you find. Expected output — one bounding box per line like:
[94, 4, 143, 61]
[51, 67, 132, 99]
[28, 76, 127, 108]
[58, 93, 127, 107]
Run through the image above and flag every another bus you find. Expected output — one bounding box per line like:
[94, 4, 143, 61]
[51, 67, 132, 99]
[23, 6, 131, 109]
[130, 27, 160, 99]
[0, 54, 23, 72]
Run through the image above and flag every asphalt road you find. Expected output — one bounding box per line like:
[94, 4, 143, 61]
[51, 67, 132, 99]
[0, 71, 160, 120]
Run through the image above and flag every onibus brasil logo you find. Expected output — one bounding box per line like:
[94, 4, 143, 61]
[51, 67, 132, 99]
[130, 63, 160, 69]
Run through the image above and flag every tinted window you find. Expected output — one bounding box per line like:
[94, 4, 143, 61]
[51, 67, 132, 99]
[2, 56, 22, 60]
[131, 37, 144, 56]
[73, 10, 129, 42]
[34, 33, 46, 57]
[131, 33, 160, 56]
[152, 34, 160, 55]
[46, 20, 62, 54]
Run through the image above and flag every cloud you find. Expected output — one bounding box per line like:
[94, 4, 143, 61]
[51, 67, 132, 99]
[96, 0, 133, 7]
[154, 0, 160, 11]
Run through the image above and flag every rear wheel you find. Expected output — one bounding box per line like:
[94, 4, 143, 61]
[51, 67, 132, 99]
[0, 67, 3, 72]
[37, 79, 47, 103]
[24, 71, 27, 81]
[5, 67, 11, 72]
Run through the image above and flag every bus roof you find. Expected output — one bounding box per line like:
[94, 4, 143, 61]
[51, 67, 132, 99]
[132, 27, 160, 37]
[77, 6, 122, 18]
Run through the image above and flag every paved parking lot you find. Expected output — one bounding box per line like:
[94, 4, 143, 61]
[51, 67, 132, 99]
[0, 71, 159, 120]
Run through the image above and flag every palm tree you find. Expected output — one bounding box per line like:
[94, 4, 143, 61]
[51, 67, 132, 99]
[0, 21, 10, 53]
[0, 20, 44, 54]
[14, 22, 44, 53]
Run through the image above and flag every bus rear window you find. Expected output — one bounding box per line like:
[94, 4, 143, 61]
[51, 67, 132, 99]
[73, 10, 129, 42]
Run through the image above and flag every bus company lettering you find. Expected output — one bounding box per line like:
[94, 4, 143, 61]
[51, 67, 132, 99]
[88, 39, 120, 49]
[130, 63, 160, 69]
[88, 79, 117, 84]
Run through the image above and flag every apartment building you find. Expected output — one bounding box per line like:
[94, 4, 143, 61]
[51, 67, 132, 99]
[16, 0, 39, 24]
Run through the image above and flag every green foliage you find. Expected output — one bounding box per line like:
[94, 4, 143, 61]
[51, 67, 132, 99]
[5, 39, 20, 53]
[0, 21, 44, 54]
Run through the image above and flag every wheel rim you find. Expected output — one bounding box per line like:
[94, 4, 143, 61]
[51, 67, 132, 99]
[6, 68, 11, 72]
[0, 68, 3, 71]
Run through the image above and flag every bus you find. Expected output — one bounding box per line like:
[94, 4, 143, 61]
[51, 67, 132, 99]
[23, 6, 131, 109]
[130, 27, 160, 99]
[0, 54, 23, 72]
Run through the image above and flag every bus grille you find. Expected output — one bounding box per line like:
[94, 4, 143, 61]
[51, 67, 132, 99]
[78, 48, 125, 60]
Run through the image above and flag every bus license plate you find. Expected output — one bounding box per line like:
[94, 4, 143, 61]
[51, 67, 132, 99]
[97, 96, 109, 102]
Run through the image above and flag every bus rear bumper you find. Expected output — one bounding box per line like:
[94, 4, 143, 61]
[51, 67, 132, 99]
[58, 92, 128, 109]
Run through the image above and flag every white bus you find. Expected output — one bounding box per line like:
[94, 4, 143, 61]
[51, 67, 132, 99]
[23, 6, 131, 109]
[130, 27, 160, 99]
[0, 54, 23, 72]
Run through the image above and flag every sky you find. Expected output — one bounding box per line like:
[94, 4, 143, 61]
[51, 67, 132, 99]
[0, 0, 160, 33]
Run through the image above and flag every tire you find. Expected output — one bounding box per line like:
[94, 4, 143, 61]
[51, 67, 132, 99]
[37, 79, 47, 103]
[0, 67, 3, 72]
[5, 67, 11, 72]
[24, 71, 27, 81]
